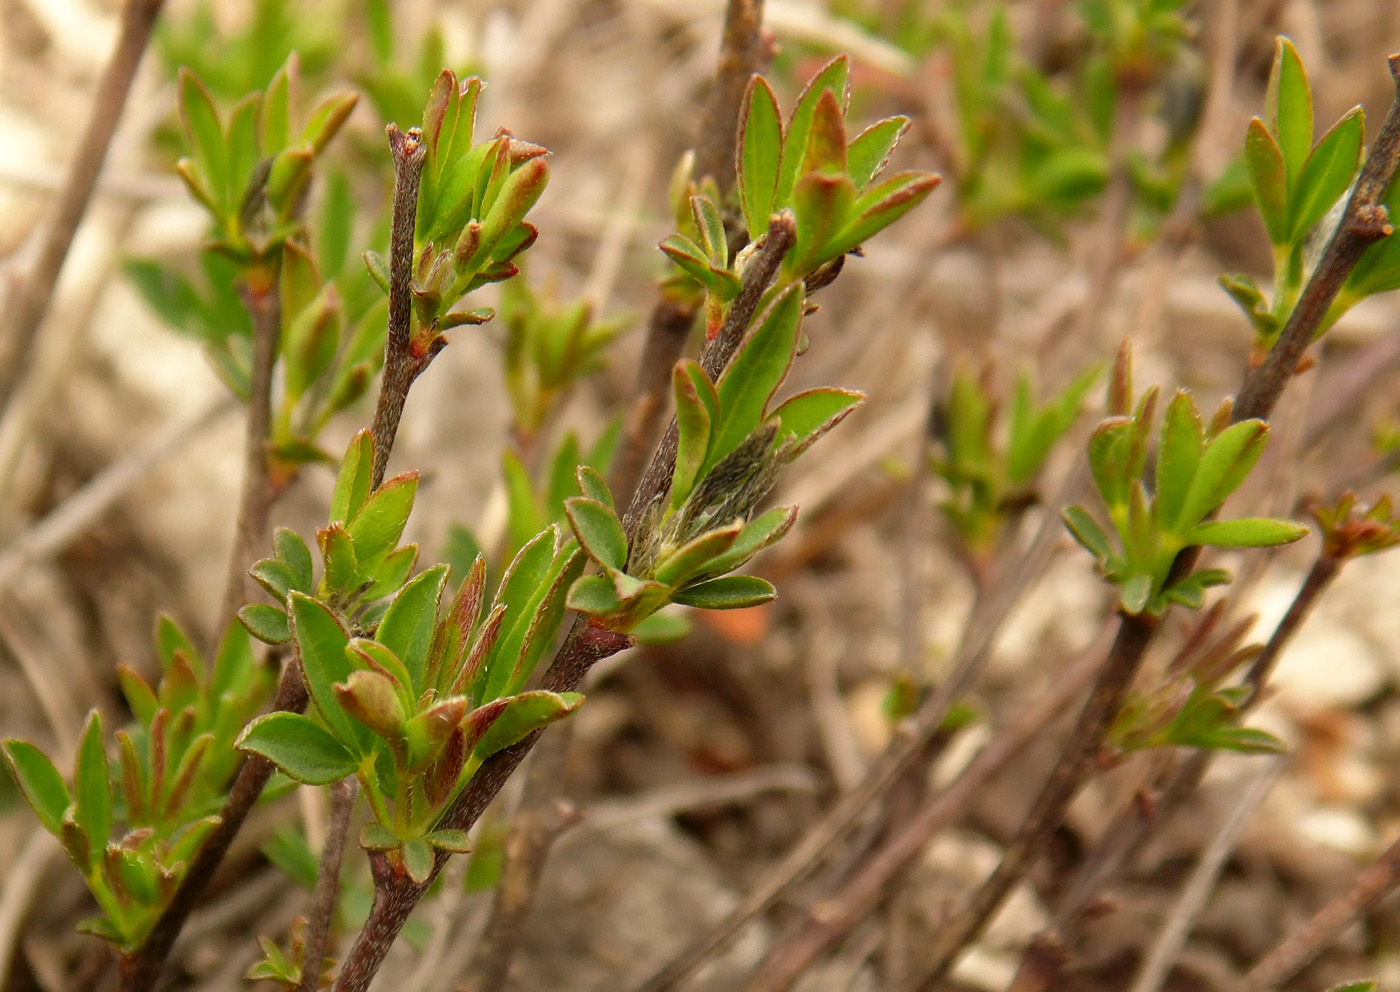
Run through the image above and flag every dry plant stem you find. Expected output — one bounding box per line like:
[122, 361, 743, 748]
[1128, 755, 1284, 992]
[370, 125, 429, 489]
[912, 611, 1159, 989]
[1235, 52, 1400, 424]
[0, 0, 165, 410]
[693, 0, 767, 193]
[1240, 831, 1400, 991]
[739, 635, 1109, 992]
[295, 778, 357, 992]
[119, 660, 309, 992]
[329, 213, 802, 992]
[218, 276, 282, 632]
[634, 465, 1078, 992]
[459, 721, 583, 992]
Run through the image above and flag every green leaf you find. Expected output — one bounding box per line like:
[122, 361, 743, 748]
[473, 690, 584, 759]
[1187, 518, 1309, 548]
[564, 498, 628, 571]
[3, 740, 71, 835]
[671, 362, 715, 510]
[1323, 982, 1378, 992]
[288, 593, 365, 753]
[262, 58, 292, 152]
[770, 387, 864, 458]
[401, 836, 436, 884]
[238, 603, 291, 644]
[237, 712, 359, 785]
[827, 171, 940, 258]
[250, 558, 298, 601]
[1196, 725, 1289, 754]
[331, 431, 375, 525]
[347, 472, 420, 564]
[1062, 505, 1113, 561]
[177, 69, 229, 216]
[334, 671, 408, 743]
[691, 196, 728, 264]
[1154, 391, 1204, 534]
[72, 711, 110, 859]
[1177, 420, 1270, 529]
[319, 523, 360, 595]
[155, 614, 199, 674]
[777, 56, 850, 209]
[672, 574, 776, 609]
[847, 117, 908, 190]
[1290, 106, 1363, 242]
[631, 609, 692, 645]
[1119, 572, 1153, 615]
[360, 822, 399, 850]
[654, 522, 744, 588]
[566, 573, 624, 618]
[710, 284, 804, 474]
[274, 528, 314, 591]
[800, 87, 848, 178]
[1268, 37, 1313, 189]
[738, 75, 783, 238]
[1245, 118, 1289, 246]
[576, 466, 614, 510]
[426, 828, 472, 853]
[789, 172, 856, 276]
[376, 565, 449, 690]
[696, 505, 797, 578]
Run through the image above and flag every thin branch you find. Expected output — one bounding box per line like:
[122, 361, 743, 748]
[1235, 53, 1400, 424]
[0, 0, 166, 410]
[458, 722, 583, 992]
[910, 611, 1160, 989]
[739, 633, 1109, 992]
[218, 274, 283, 632]
[1239, 829, 1400, 991]
[295, 778, 357, 992]
[1128, 755, 1284, 992]
[693, 0, 768, 193]
[119, 659, 309, 992]
[632, 459, 1079, 992]
[370, 125, 429, 489]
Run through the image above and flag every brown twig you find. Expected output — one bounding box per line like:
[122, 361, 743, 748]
[458, 722, 583, 992]
[1235, 53, 1400, 424]
[739, 632, 1110, 992]
[0, 0, 166, 410]
[369, 124, 430, 489]
[693, 0, 767, 193]
[909, 611, 1159, 989]
[327, 212, 801, 992]
[295, 778, 357, 992]
[1239, 829, 1400, 991]
[218, 271, 283, 632]
[119, 659, 308, 992]
[632, 459, 1080, 992]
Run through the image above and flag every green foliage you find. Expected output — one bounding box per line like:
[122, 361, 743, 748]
[566, 285, 861, 631]
[735, 57, 940, 284]
[1063, 346, 1307, 616]
[3, 620, 272, 951]
[1223, 38, 1379, 352]
[931, 362, 1099, 560]
[499, 277, 625, 443]
[1309, 492, 1400, 560]
[1110, 606, 1285, 756]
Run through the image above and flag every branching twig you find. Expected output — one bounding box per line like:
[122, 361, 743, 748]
[1235, 53, 1400, 424]
[119, 659, 308, 992]
[295, 778, 357, 992]
[0, 0, 166, 410]
[1239, 828, 1400, 991]
[370, 125, 430, 489]
[327, 212, 801, 992]
[738, 633, 1110, 992]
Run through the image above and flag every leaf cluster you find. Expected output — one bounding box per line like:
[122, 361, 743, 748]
[3, 621, 273, 950]
[931, 362, 1098, 560]
[566, 285, 862, 630]
[1062, 347, 1307, 615]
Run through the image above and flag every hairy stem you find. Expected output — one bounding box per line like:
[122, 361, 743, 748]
[0, 0, 166, 410]
[370, 125, 429, 489]
[119, 660, 308, 992]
